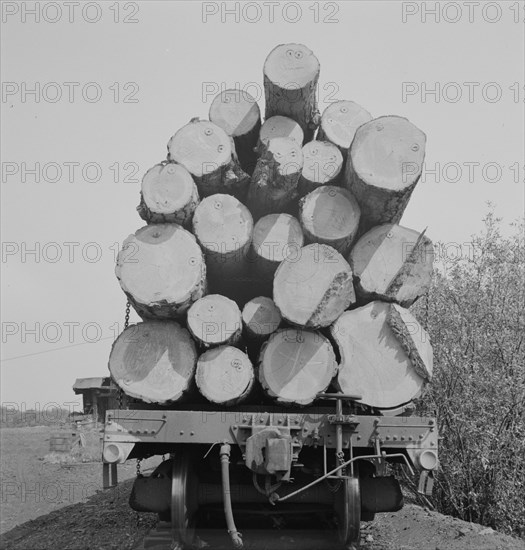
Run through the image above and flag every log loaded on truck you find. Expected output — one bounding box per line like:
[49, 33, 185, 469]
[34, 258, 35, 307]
[102, 44, 438, 549]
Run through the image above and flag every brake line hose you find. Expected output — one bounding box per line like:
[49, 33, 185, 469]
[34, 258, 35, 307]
[220, 442, 243, 549]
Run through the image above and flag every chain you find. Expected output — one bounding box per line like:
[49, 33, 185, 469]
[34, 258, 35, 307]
[117, 301, 131, 411]
[136, 458, 143, 477]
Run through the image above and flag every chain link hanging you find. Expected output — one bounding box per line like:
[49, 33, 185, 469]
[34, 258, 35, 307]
[117, 301, 131, 410]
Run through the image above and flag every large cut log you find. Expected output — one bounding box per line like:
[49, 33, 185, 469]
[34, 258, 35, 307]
[209, 89, 261, 176]
[137, 162, 199, 225]
[192, 193, 253, 300]
[331, 301, 433, 409]
[108, 321, 197, 404]
[349, 223, 434, 307]
[247, 137, 303, 220]
[317, 101, 372, 156]
[273, 243, 356, 328]
[345, 116, 426, 232]
[196, 346, 254, 405]
[299, 186, 360, 255]
[250, 213, 304, 285]
[298, 140, 344, 196]
[242, 296, 282, 340]
[258, 329, 337, 406]
[264, 43, 320, 141]
[167, 119, 250, 199]
[256, 115, 304, 155]
[115, 224, 206, 320]
[187, 294, 242, 348]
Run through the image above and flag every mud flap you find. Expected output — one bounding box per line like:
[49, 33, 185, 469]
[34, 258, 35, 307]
[360, 476, 404, 514]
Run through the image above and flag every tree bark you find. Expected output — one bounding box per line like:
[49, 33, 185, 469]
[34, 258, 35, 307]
[298, 140, 344, 196]
[108, 321, 197, 404]
[299, 185, 360, 256]
[195, 346, 254, 406]
[349, 223, 434, 307]
[344, 116, 426, 233]
[242, 296, 282, 340]
[250, 213, 304, 285]
[167, 119, 250, 199]
[187, 294, 242, 348]
[258, 329, 337, 406]
[331, 301, 433, 409]
[317, 100, 372, 157]
[192, 193, 253, 301]
[264, 43, 320, 141]
[137, 162, 199, 226]
[209, 89, 261, 176]
[247, 137, 303, 220]
[256, 115, 304, 155]
[273, 243, 356, 328]
[115, 224, 206, 320]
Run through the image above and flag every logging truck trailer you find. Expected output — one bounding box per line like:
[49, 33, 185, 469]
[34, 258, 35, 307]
[101, 394, 438, 549]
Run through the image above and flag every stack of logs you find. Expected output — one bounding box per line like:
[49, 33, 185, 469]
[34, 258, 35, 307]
[109, 43, 434, 411]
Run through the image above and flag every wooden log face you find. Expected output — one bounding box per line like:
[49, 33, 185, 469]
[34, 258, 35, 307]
[209, 89, 261, 138]
[317, 101, 372, 153]
[259, 116, 304, 150]
[196, 346, 254, 405]
[298, 140, 344, 195]
[299, 186, 360, 255]
[115, 224, 206, 319]
[187, 294, 242, 347]
[263, 43, 320, 138]
[167, 120, 232, 177]
[109, 321, 197, 404]
[273, 243, 356, 328]
[345, 116, 426, 230]
[251, 213, 304, 280]
[350, 223, 434, 307]
[258, 329, 337, 405]
[242, 296, 282, 339]
[138, 162, 199, 225]
[331, 301, 432, 408]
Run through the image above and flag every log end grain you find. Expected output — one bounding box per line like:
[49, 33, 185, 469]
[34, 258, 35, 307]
[195, 346, 254, 405]
[273, 243, 356, 328]
[264, 43, 320, 90]
[108, 321, 197, 404]
[259, 116, 304, 150]
[258, 328, 337, 405]
[299, 186, 360, 255]
[242, 296, 282, 339]
[350, 223, 434, 307]
[209, 89, 261, 138]
[138, 162, 199, 225]
[298, 140, 344, 195]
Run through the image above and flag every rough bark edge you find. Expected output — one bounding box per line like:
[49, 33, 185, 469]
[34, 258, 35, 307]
[257, 330, 337, 406]
[108, 323, 197, 404]
[386, 303, 433, 381]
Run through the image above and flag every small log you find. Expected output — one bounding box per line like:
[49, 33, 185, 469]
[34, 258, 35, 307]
[167, 119, 250, 199]
[247, 137, 303, 220]
[331, 301, 433, 409]
[242, 296, 282, 340]
[209, 89, 261, 176]
[137, 162, 199, 225]
[273, 243, 356, 328]
[196, 346, 254, 405]
[115, 224, 206, 320]
[192, 193, 253, 299]
[317, 100, 372, 156]
[349, 223, 434, 307]
[250, 213, 304, 284]
[299, 186, 360, 255]
[258, 329, 337, 406]
[108, 321, 197, 404]
[345, 116, 426, 232]
[256, 115, 304, 155]
[298, 140, 344, 196]
[187, 294, 242, 348]
[264, 43, 320, 141]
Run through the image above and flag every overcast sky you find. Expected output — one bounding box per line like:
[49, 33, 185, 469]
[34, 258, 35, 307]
[1, 1, 524, 408]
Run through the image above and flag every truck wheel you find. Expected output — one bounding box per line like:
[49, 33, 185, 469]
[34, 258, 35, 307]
[334, 474, 361, 548]
[171, 449, 199, 548]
